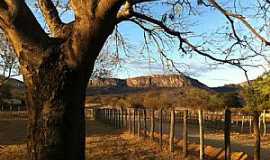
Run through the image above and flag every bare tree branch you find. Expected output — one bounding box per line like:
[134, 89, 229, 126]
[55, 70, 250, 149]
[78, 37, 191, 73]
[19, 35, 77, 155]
[96, 0, 125, 20]
[38, 0, 64, 37]
[0, 0, 20, 27]
[208, 0, 270, 46]
[0, 1, 50, 64]
[131, 12, 241, 65]
[131, 0, 158, 4]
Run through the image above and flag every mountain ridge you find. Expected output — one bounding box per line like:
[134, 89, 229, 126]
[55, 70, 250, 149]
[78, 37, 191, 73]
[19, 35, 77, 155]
[88, 74, 210, 90]
[1, 74, 243, 98]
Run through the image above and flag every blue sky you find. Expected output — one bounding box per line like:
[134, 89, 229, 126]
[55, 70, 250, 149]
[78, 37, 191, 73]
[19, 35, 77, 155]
[23, 1, 269, 87]
[111, 2, 269, 87]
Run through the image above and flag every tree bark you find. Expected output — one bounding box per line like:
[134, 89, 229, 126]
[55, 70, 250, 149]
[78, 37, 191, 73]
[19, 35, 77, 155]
[0, 1, 123, 159]
[26, 64, 90, 160]
[183, 110, 188, 158]
[253, 111, 261, 160]
[224, 108, 231, 160]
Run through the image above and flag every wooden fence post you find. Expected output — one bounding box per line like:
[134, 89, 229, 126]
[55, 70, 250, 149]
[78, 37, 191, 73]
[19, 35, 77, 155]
[104, 109, 106, 122]
[183, 110, 188, 158]
[235, 114, 239, 126]
[128, 108, 131, 133]
[169, 108, 175, 153]
[241, 116, 245, 133]
[125, 109, 128, 129]
[224, 108, 231, 160]
[143, 108, 147, 138]
[117, 109, 120, 128]
[101, 109, 104, 122]
[198, 109, 204, 160]
[138, 109, 141, 137]
[253, 111, 261, 160]
[107, 109, 110, 123]
[110, 109, 113, 125]
[263, 110, 266, 136]
[114, 109, 117, 128]
[118, 109, 121, 128]
[151, 109, 155, 141]
[121, 108, 124, 128]
[133, 108, 136, 135]
[159, 108, 163, 150]
[249, 116, 252, 134]
[104, 109, 107, 122]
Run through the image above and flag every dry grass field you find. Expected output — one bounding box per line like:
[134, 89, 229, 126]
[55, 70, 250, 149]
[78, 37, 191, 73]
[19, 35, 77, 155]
[0, 120, 198, 160]
[0, 119, 270, 160]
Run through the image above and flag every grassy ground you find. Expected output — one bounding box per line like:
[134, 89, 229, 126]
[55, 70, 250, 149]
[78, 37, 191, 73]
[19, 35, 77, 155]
[0, 120, 197, 160]
[1, 119, 269, 160]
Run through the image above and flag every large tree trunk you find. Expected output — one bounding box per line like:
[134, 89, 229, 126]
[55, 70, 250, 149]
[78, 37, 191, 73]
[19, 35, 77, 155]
[25, 61, 91, 160]
[0, 1, 123, 160]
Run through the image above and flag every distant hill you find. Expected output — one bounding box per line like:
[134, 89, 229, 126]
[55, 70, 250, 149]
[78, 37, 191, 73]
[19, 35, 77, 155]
[0, 73, 244, 99]
[0, 76, 24, 89]
[211, 84, 241, 93]
[0, 76, 25, 99]
[88, 74, 210, 90]
[87, 74, 212, 96]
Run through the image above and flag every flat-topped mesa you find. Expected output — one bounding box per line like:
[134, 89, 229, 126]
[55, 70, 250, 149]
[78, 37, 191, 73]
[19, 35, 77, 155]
[88, 74, 210, 89]
[88, 78, 127, 88]
[127, 74, 186, 88]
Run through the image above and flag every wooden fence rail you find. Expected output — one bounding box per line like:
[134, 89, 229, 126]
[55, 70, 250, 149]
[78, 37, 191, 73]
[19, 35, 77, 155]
[94, 107, 270, 160]
[1, 107, 268, 159]
[0, 111, 28, 120]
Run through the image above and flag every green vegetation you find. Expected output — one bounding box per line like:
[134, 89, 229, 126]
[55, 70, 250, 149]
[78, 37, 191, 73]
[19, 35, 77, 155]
[88, 88, 242, 111]
[243, 72, 270, 111]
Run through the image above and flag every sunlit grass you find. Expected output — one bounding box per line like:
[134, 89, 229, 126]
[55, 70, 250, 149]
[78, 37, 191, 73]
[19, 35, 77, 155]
[0, 133, 194, 160]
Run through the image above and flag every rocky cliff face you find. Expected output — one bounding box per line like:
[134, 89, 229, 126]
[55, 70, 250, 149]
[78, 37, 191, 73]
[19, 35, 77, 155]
[126, 74, 186, 88]
[88, 74, 210, 89]
[88, 78, 126, 88]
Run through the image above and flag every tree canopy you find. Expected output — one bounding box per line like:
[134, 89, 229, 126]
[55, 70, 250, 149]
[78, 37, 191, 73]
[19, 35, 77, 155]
[89, 87, 242, 111]
[243, 72, 270, 111]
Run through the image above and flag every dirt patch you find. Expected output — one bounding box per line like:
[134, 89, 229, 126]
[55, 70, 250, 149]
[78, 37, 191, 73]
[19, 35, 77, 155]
[0, 120, 27, 145]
